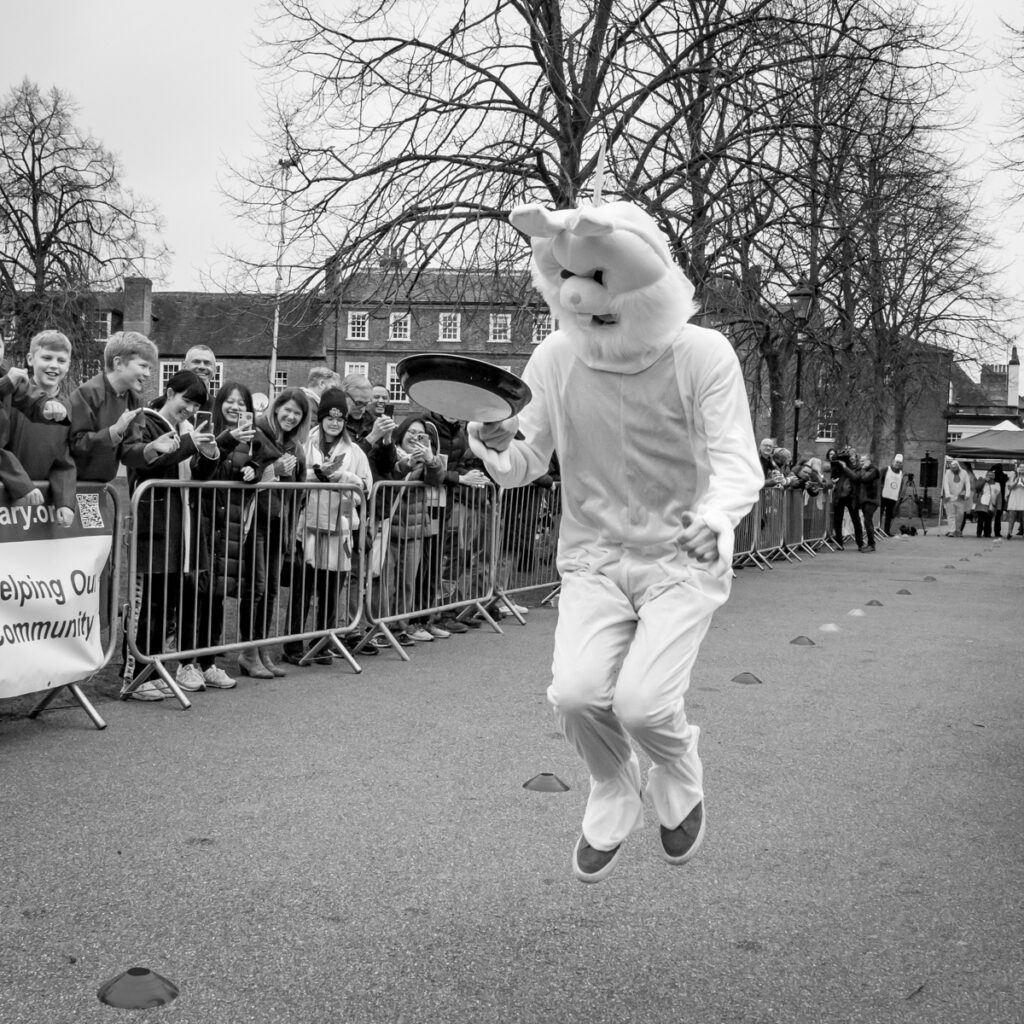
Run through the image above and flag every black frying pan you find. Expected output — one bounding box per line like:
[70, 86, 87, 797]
[397, 353, 532, 422]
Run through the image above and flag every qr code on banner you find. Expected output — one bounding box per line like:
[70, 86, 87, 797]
[75, 492, 106, 529]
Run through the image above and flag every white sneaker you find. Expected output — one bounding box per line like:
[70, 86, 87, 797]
[175, 663, 207, 691]
[508, 602, 529, 615]
[407, 626, 434, 642]
[425, 623, 451, 639]
[202, 665, 238, 689]
[122, 680, 165, 701]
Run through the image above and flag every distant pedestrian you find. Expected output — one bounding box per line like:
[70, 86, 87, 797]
[1005, 461, 1024, 538]
[879, 454, 907, 533]
[942, 460, 970, 537]
[854, 453, 880, 551]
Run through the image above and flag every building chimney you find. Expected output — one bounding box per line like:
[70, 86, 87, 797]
[123, 277, 153, 337]
[1009, 345, 1020, 408]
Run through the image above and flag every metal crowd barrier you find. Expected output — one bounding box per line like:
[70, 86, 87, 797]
[492, 482, 562, 617]
[123, 479, 366, 706]
[362, 478, 501, 659]
[24, 483, 124, 730]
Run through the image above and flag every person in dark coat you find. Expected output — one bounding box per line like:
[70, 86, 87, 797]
[853, 452, 881, 551]
[176, 381, 266, 690]
[119, 371, 219, 698]
[236, 387, 310, 678]
[829, 446, 863, 551]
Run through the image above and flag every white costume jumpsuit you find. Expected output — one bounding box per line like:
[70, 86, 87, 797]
[469, 322, 762, 851]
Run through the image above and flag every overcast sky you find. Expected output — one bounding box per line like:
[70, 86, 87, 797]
[2, 0, 1023, 374]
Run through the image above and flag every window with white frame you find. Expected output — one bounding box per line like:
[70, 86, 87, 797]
[815, 409, 837, 442]
[344, 361, 369, 379]
[159, 360, 182, 390]
[271, 370, 288, 397]
[532, 312, 556, 343]
[0, 314, 14, 342]
[389, 312, 411, 341]
[947, 431, 963, 444]
[488, 313, 511, 343]
[438, 312, 461, 343]
[385, 362, 408, 402]
[92, 311, 112, 340]
[347, 311, 369, 340]
[160, 359, 225, 394]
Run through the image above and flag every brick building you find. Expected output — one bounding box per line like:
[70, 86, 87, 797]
[322, 263, 548, 410]
[100, 277, 326, 400]
[82, 270, 551, 413]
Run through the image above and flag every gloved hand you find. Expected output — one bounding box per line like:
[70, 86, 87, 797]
[470, 416, 519, 453]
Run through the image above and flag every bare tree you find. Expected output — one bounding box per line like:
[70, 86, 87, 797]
[0, 79, 166, 366]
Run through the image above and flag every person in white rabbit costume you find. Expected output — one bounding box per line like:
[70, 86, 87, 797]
[467, 201, 762, 883]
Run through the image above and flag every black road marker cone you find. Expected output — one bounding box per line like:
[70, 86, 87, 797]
[97, 967, 179, 1009]
[524, 772, 570, 792]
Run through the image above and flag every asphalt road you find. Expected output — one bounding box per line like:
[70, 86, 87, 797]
[1, 531, 1021, 1024]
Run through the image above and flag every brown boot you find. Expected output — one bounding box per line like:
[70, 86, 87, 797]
[259, 647, 287, 677]
[237, 647, 273, 679]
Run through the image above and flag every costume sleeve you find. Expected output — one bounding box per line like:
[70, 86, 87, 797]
[68, 386, 119, 462]
[466, 348, 555, 488]
[691, 342, 762, 530]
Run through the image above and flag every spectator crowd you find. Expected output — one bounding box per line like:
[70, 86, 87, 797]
[1, 330, 558, 702]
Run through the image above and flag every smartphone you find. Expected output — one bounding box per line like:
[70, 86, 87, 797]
[237, 411, 254, 430]
[195, 412, 212, 432]
[384, 402, 395, 418]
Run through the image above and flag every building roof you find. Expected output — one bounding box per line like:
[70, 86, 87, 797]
[150, 292, 324, 360]
[332, 267, 538, 309]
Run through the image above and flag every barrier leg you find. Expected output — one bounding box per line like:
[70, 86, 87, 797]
[28, 683, 108, 730]
[460, 600, 503, 633]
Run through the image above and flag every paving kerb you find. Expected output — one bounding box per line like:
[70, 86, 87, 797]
[1, 532, 1021, 1023]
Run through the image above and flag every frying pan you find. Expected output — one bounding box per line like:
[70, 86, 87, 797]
[397, 353, 532, 422]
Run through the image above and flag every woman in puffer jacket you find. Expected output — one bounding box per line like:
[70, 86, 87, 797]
[283, 388, 371, 665]
[236, 388, 311, 678]
[388, 416, 447, 645]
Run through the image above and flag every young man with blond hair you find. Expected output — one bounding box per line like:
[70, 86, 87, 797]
[3, 330, 77, 526]
[69, 331, 157, 483]
[0, 331, 70, 506]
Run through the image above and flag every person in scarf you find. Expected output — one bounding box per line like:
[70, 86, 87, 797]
[283, 388, 371, 665]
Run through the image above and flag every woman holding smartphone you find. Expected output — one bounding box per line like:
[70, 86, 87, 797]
[236, 387, 311, 678]
[283, 388, 372, 664]
[119, 370, 221, 699]
[176, 382, 269, 689]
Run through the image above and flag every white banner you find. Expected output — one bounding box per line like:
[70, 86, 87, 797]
[0, 486, 114, 698]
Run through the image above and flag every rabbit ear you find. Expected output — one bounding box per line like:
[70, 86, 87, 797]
[569, 208, 615, 238]
[509, 204, 575, 238]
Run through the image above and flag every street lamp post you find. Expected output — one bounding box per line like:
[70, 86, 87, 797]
[787, 278, 815, 463]
[270, 157, 296, 398]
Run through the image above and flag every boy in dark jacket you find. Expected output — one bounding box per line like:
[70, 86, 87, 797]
[0, 335, 69, 505]
[4, 331, 77, 526]
[68, 331, 158, 483]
